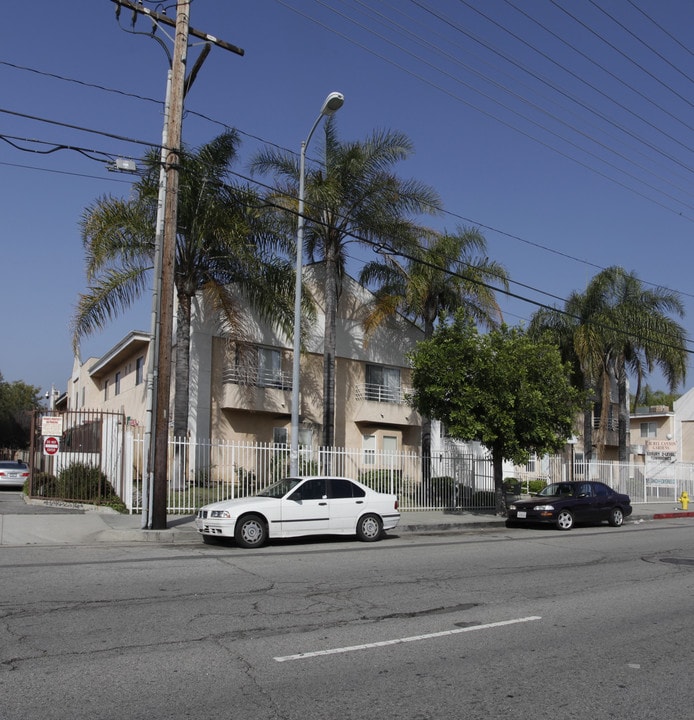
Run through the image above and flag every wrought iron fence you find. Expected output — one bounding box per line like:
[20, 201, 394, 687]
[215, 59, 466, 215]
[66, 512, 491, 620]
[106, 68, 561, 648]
[28, 409, 126, 507]
[125, 431, 497, 514]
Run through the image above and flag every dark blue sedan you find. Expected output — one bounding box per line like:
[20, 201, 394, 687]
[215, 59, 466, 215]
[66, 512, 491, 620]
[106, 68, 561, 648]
[506, 481, 632, 531]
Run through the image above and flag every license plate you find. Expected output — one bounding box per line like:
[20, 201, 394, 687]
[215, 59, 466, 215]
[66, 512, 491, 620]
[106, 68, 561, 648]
[517, 511, 527, 519]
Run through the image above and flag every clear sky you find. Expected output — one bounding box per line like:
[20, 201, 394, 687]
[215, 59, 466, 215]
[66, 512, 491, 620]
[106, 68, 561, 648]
[2, 0, 693, 400]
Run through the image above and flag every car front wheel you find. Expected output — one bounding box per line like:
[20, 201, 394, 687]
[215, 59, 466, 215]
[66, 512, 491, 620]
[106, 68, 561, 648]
[235, 514, 268, 548]
[356, 513, 383, 542]
[556, 509, 574, 531]
[608, 507, 624, 527]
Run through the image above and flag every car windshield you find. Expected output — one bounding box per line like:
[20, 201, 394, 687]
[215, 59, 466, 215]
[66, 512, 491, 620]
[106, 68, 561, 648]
[0, 461, 27, 469]
[256, 477, 303, 499]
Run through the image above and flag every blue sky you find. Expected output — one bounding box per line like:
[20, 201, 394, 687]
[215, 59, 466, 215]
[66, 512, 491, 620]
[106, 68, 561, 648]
[2, 0, 693, 399]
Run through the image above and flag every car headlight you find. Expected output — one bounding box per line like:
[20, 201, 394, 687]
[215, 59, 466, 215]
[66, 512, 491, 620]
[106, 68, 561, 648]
[210, 510, 233, 518]
[533, 504, 555, 511]
[509, 504, 517, 510]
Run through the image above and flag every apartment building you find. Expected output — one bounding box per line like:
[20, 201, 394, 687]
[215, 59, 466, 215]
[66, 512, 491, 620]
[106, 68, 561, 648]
[67, 267, 424, 455]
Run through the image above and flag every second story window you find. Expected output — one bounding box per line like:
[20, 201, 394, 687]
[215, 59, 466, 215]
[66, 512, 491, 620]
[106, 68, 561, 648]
[365, 365, 401, 403]
[136, 356, 144, 386]
[104, 379, 109, 401]
[257, 347, 282, 388]
[115, 372, 121, 396]
[640, 422, 657, 438]
[223, 343, 287, 389]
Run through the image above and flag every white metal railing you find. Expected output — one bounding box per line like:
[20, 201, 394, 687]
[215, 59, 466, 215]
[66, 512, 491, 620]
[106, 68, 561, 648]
[122, 433, 694, 515]
[355, 383, 411, 404]
[124, 432, 496, 513]
[222, 366, 292, 390]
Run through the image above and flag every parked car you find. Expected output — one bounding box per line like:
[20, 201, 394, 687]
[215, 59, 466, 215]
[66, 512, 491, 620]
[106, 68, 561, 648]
[506, 481, 632, 531]
[195, 475, 400, 548]
[0, 460, 30, 488]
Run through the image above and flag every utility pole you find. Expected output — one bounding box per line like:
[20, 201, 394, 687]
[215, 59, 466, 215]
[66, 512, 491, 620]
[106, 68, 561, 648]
[111, 0, 243, 530]
[150, 0, 189, 530]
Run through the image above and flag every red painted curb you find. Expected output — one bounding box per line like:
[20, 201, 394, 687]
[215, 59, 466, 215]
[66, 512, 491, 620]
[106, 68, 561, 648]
[653, 511, 694, 519]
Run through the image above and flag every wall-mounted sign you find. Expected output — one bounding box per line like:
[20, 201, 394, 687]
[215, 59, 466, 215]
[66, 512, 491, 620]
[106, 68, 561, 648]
[645, 440, 677, 457]
[41, 415, 63, 437]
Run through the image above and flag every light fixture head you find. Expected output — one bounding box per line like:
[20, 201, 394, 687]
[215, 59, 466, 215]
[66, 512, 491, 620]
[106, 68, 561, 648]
[321, 91, 344, 116]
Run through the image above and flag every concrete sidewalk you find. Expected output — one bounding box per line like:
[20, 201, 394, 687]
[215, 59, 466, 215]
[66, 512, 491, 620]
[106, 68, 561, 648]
[1, 495, 693, 546]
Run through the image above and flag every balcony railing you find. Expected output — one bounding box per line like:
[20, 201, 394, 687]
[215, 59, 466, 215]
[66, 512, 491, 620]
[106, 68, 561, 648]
[222, 366, 292, 391]
[355, 383, 409, 404]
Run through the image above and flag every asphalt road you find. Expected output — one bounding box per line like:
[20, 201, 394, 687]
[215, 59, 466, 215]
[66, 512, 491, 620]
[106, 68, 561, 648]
[1, 511, 693, 719]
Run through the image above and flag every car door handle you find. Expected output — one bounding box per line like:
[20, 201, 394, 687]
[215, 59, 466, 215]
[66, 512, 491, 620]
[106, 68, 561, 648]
[319, 502, 327, 506]
[356, 500, 364, 504]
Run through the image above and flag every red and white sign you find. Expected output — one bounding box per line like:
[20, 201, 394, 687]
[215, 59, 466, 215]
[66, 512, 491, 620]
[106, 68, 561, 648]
[43, 436, 60, 456]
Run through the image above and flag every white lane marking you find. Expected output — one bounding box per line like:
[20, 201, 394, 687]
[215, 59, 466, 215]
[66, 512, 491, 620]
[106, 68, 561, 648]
[274, 615, 542, 662]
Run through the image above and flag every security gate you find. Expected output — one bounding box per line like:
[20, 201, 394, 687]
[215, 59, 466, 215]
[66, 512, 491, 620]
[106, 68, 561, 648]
[29, 409, 126, 505]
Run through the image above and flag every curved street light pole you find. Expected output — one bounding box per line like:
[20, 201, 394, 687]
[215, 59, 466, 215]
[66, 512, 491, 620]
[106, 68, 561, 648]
[290, 92, 344, 477]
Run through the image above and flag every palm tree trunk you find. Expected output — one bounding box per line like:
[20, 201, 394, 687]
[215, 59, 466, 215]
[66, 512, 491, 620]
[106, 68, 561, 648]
[617, 364, 629, 462]
[321, 255, 339, 450]
[583, 375, 594, 464]
[492, 442, 506, 516]
[420, 314, 435, 500]
[174, 292, 191, 439]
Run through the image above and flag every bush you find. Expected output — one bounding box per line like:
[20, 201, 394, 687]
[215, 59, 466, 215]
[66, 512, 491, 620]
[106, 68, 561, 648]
[359, 469, 402, 491]
[30, 471, 58, 497]
[503, 478, 521, 495]
[55, 462, 124, 511]
[527, 479, 547, 495]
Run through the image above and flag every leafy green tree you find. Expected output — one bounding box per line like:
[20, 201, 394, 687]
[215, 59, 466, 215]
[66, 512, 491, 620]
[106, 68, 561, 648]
[0, 374, 42, 449]
[529, 266, 686, 461]
[408, 316, 583, 515]
[252, 120, 440, 448]
[632, 385, 679, 410]
[74, 131, 293, 437]
[360, 226, 509, 479]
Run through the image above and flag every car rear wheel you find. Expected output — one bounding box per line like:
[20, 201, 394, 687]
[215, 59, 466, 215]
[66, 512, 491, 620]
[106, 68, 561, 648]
[556, 509, 574, 531]
[608, 507, 624, 527]
[356, 513, 383, 542]
[235, 514, 268, 548]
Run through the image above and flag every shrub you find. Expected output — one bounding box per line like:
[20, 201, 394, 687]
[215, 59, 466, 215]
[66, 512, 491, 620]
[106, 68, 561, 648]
[527, 479, 547, 495]
[56, 462, 123, 509]
[30, 471, 58, 497]
[359, 469, 402, 491]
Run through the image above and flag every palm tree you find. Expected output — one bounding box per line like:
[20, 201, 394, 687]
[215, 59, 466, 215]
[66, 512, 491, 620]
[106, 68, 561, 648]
[252, 120, 441, 448]
[597, 267, 686, 460]
[73, 131, 294, 437]
[529, 266, 687, 461]
[360, 226, 510, 467]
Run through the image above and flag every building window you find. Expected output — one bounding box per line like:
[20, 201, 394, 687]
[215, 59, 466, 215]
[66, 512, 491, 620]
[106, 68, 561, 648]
[114, 372, 121, 396]
[104, 379, 109, 401]
[273, 427, 288, 446]
[227, 345, 284, 388]
[383, 435, 397, 455]
[258, 348, 282, 387]
[640, 422, 657, 438]
[136, 356, 144, 386]
[363, 434, 376, 465]
[365, 365, 401, 402]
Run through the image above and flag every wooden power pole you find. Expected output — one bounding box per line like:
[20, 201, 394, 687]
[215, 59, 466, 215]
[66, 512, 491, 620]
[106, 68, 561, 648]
[111, 0, 243, 530]
[150, 0, 189, 530]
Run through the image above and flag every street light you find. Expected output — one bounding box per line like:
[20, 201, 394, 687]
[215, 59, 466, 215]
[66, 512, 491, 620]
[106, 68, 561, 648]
[290, 91, 344, 477]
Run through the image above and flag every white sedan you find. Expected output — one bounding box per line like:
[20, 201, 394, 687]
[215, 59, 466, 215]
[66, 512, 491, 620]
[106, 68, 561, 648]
[195, 475, 400, 548]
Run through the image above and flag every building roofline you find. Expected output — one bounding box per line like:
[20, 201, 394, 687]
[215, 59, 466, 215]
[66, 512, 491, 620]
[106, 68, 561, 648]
[88, 330, 150, 378]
